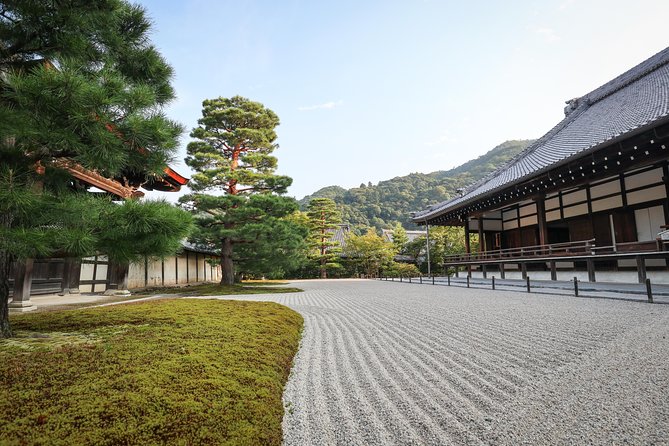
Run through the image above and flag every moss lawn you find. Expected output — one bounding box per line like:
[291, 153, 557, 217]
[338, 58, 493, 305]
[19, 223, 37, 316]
[1, 299, 303, 445]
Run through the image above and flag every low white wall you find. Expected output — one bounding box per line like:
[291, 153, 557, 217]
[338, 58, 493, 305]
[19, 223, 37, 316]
[127, 251, 222, 289]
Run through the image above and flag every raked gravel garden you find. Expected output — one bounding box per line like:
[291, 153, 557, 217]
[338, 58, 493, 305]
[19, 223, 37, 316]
[207, 279, 669, 446]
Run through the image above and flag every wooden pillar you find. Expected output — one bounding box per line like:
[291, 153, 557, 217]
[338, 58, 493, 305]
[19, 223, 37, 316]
[550, 260, 557, 281]
[499, 263, 505, 279]
[195, 253, 199, 282]
[464, 217, 472, 277]
[186, 251, 190, 283]
[9, 259, 36, 312]
[478, 217, 485, 254]
[464, 218, 471, 255]
[586, 258, 596, 282]
[482, 264, 487, 279]
[536, 196, 548, 248]
[60, 257, 81, 295]
[161, 259, 165, 286]
[175, 256, 179, 285]
[521, 262, 527, 280]
[105, 262, 130, 295]
[636, 256, 647, 284]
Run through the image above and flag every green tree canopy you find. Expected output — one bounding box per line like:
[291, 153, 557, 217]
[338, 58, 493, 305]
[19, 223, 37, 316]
[390, 222, 409, 254]
[343, 229, 395, 278]
[181, 96, 303, 283]
[0, 0, 187, 337]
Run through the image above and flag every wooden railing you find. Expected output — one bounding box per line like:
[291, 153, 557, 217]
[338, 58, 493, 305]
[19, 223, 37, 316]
[443, 238, 668, 264]
[444, 239, 596, 263]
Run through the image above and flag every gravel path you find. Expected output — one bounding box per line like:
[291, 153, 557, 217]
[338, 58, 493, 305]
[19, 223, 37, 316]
[196, 279, 669, 445]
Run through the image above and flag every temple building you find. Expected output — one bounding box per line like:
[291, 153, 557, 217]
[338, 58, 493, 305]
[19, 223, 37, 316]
[8, 161, 221, 312]
[413, 47, 669, 284]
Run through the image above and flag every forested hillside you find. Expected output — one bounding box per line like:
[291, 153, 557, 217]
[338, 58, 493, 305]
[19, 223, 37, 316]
[299, 140, 533, 230]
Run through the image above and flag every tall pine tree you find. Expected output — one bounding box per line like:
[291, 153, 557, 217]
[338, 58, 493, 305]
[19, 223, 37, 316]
[306, 198, 342, 279]
[0, 0, 188, 337]
[181, 96, 303, 284]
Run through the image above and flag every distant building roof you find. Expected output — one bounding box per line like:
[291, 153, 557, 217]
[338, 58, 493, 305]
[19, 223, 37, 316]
[328, 224, 351, 248]
[414, 46, 669, 222]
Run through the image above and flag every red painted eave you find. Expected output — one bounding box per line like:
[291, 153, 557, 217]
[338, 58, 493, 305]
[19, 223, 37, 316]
[164, 166, 189, 185]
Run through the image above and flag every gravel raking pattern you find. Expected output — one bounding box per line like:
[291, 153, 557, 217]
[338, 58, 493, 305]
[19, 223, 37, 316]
[194, 279, 669, 445]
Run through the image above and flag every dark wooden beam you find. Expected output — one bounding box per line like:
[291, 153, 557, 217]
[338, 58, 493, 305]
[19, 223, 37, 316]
[586, 259, 596, 282]
[636, 256, 647, 283]
[536, 195, 548, 248]
[9, 259, 35, 310]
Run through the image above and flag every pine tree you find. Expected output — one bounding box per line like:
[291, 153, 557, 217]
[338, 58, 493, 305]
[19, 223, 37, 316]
[306, 198, 342, 279]
[391, 222, 409, 254]
[0, 1, 187, 337]
[181, 96, 302, 284]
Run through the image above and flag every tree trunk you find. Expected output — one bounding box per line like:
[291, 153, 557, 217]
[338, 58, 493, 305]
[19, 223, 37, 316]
[220, 237, 235, 285]
[0, 249, 13, 338]
[320, 257, 327, 279]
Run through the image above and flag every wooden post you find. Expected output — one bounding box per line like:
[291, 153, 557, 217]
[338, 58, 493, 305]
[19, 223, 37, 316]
[521, 263, 528, 280]
[419, 274, 422, 284]
[526, 275, 531, 293]
[448, 275, 451, 286]
[536, 196, 547, 248]
[574, 276, 579, 297]
[636, 256, 647, 284]
[586, 258, 596, 282]
[492, 276, 495, 290]
[60, 257, 81, 295]
[550, 261, 557, 281]
[432, 275, 435, 285]
[478, 217, 485, 254]
[105, 262, 129, 295]
[499, 263, 505, 279]
[9, 259, 36, 312]
[482, 264, 487, 279]
[464, 218, 471, 256]
[466, 276, 470, 288]
[646, 278, 654, 303]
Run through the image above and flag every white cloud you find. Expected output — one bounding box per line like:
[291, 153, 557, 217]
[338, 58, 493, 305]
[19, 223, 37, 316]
[529, 25, 560, 43]
[298, 100, 343, 111]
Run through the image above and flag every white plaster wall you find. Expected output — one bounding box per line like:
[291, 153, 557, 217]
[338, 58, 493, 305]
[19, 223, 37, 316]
[127, 261, 145, 289]
[163, 258, 177, 286]
[177, 256, 188, 284]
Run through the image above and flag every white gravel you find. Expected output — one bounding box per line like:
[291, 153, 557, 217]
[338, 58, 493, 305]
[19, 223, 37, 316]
[197, 279, 669, 445]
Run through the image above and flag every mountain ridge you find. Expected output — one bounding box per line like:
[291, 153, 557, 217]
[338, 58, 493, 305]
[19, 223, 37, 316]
[298, 140, 535, 230]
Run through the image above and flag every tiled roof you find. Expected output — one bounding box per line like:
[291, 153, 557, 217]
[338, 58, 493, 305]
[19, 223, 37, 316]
[328, 224, 351, 247]
[414, 46, 669, 222]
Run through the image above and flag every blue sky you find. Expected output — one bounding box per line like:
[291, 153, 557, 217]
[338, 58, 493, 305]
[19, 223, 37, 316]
[136, 0, 669, 200]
